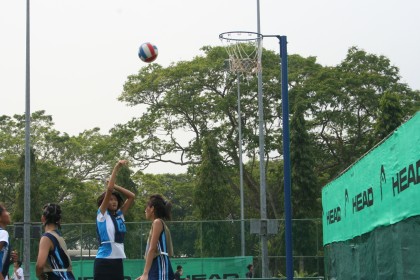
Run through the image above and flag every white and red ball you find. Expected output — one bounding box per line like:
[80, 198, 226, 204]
[138, 42, 158, 63]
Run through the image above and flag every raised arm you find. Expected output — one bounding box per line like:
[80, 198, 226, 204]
[99, 160, 127, 214]
[114, 183, 135, 215]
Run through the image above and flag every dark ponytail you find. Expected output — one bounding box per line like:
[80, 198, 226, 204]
[148, 194, 172, 221]
[42, 203, 62, 229]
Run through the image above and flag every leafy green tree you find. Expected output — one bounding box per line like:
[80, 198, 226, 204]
[1, 111, 117, 181]
[115, 46, 308, 221]
[0, 111, 68, 160]
[290, 94, 320, 219]
[290, 93, 320, 275]
[14, 148, 41, 223]
[0, 114, 25, 156]
[374, 91, 404, 141]
[0, 154, 20, 210]
[308, 46, 418, 180]
[194, 133, 236, 256]
[61, 180, 99, 252]
[194, 133, 231, 220]
[115, 45, 418, 235]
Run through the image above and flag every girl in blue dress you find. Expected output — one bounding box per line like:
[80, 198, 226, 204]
[35, 203, 75, 280]
[136, 194, 174, 280]
[94, 160, 135, 280]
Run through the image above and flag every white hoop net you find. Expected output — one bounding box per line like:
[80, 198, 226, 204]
[219, 31, 263, 75]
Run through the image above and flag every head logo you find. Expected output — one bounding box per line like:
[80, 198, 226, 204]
[326, 206, 341, 225]
[380, 165, 386, 201]
[344, 189, 349, 217]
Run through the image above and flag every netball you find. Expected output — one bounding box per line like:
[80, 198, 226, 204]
[138, 42, 158, 63]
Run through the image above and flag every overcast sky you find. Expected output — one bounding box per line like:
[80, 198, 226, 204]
[1, 0, 419, 173]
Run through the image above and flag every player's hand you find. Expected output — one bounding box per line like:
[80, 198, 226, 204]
[113, 159, 128, 171]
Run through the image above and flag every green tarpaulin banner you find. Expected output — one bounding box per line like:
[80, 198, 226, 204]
[18, 256, 253, 280]
[322, 112, 420, 245]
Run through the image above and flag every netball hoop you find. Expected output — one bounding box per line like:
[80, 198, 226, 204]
[219, 31, 263, 76]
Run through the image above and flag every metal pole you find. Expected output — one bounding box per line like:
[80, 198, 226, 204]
[279, 35, 293, 280]
[24, 0, 31, 278]
[237, 72, 245, 256]
[256, 0, 268, 277]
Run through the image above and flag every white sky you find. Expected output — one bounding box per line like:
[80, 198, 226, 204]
[1, 0, 419, 173]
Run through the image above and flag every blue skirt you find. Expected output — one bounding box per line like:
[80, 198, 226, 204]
[148, 255, 174, 280]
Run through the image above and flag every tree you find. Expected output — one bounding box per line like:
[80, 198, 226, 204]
[290, 92, 320, 275]
[194, 133, 236, 257]
[115, 46, 310, 221]
[194, 133, 233, 220]
[0, 154, 20, 210]
[115, 44, 418, 231]
[308, 46, 418, 180]
[374, 91, 404, 141]
[14, 148, 41, 223]
[290, 94, 320, 219]
[0, 111, 117, 181]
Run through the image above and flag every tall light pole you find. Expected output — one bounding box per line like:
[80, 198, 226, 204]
[256, 0, 268, 277]
[256, 3, 293, 279]
[24, 0, 32, 278]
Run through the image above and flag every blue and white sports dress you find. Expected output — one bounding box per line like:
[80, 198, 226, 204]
[42, 230, 75, 280]
[94, 208, 127, 280]
[146, 219, 174, 280]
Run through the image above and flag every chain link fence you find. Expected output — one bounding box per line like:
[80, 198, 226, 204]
[10, 218, 323, 278]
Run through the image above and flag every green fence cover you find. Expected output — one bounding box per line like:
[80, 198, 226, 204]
[324, 215, 420, 280]
[18, 256, 252, 280]
[322, 112, 420, 245]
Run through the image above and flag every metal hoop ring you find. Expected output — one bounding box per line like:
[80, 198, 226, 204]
[219, 31, 263, 42]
